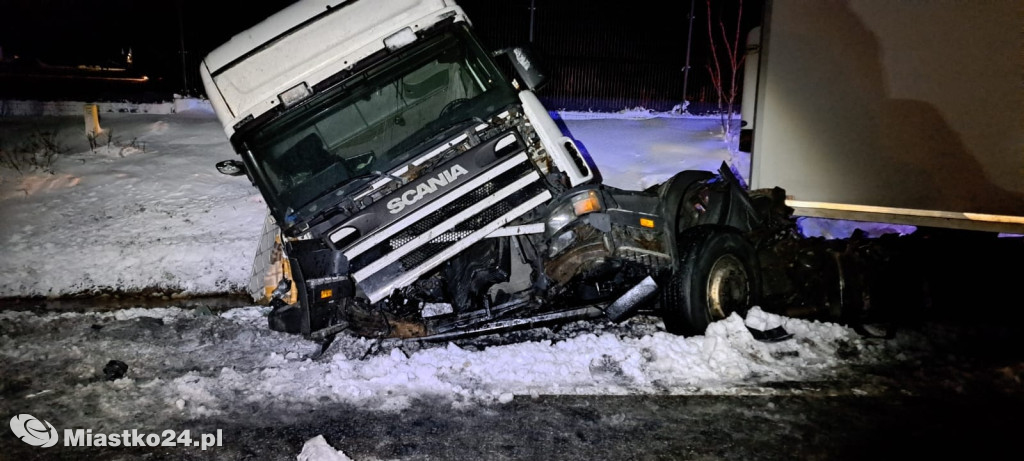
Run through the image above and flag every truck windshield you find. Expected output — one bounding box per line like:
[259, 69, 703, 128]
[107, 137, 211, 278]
[245, 25, 516, 219]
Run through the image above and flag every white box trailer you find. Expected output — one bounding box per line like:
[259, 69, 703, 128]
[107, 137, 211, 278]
[745, 0, 1024, 234]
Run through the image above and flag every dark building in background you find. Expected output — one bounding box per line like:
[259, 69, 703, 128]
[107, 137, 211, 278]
[0, 0, 760, 113]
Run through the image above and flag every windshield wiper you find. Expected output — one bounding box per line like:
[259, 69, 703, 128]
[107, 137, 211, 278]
[286, 174, 374, 226]
[335, 172, 387, 197]
[385, 116, 483, 164]
[300, 171, 409, 227]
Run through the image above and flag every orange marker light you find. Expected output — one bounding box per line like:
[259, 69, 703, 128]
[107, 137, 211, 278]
[572, 191, 602, 216]
[320, 289, 333, 299]
[640, 218, 655, 228]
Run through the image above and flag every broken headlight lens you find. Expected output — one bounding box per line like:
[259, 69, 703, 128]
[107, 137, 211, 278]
[545, 189, 602, 237]
[547, 230, 576, 257]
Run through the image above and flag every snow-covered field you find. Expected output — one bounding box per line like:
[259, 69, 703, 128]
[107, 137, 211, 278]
[0, 106, 265, 298]
[0, 100, 930, 458]
[0, 102, 760, 300]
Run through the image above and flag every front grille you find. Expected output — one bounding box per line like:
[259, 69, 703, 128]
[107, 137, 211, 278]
[397, 182, 545, 269]
[350, 160, 536, 272]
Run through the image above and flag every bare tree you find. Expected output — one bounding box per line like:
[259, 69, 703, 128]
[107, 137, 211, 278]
[705, 0, 745, 144]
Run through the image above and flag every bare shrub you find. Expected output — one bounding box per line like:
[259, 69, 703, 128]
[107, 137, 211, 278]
[0, 131, 68, 174]
[705, 0, 746, 145]
[95, 129, 146, 157]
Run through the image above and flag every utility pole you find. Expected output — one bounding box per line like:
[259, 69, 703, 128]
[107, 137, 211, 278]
[177, 0, 190, 95]
[529, 0, 536, 43]
[681, 0, 696, 106]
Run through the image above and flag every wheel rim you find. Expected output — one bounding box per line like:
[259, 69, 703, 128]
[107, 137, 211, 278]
[706, 254, 749, 320]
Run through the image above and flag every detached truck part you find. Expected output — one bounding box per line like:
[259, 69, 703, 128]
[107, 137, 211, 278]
[202, 0, 785, 340]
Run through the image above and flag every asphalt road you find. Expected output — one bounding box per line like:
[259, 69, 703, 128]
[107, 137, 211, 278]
[7, 385, 1021, 460]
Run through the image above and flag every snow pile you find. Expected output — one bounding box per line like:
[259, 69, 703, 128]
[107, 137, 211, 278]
[194, 306, 894, 413]
[0, 304, 921, 430]
[298, 435, 354, 461]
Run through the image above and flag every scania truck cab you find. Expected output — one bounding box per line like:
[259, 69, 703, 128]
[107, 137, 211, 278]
[202, 0, 777, 340]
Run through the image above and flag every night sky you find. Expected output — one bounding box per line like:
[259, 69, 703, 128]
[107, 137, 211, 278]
[0, 1, 295, 79]
[0, 0, 762, 109]
[0, 0, 293, 62]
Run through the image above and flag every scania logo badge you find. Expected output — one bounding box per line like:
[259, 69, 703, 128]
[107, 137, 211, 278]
[387, 164, 469, 214]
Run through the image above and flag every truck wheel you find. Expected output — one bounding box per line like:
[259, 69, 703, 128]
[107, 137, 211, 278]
[661, 225, 761, 336]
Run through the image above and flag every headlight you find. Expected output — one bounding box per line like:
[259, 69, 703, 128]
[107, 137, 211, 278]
[545, 190, 602, 237]
[547, 230, 576, 257]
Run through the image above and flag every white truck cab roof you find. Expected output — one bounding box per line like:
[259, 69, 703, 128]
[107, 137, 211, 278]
[200, 0, 468, 138]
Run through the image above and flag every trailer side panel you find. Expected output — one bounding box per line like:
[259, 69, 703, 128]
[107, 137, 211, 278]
[750, 0, 1024, 233]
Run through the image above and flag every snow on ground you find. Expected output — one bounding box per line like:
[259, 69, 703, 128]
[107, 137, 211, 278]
[0, 105, 266, 298]
[556, 111, 747, 191]
[795, 216, 917, 240]
[0, 303, 926, 427]
[0, 103, 756, 299]
[0, 101, 928, 457]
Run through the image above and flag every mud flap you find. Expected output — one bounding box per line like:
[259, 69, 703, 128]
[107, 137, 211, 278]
[604, 276, 658, 323]
[269, 300, 304, 334]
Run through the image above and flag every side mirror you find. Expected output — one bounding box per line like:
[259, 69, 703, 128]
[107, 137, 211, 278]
[495, 46, 548, 91]
[215, 159, 246, 176]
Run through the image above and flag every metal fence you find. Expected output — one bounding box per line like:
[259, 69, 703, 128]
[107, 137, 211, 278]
[459, 0, 732, 113]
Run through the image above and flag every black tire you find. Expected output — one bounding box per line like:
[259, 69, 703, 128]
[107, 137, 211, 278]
[661, 225, 762, 336]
